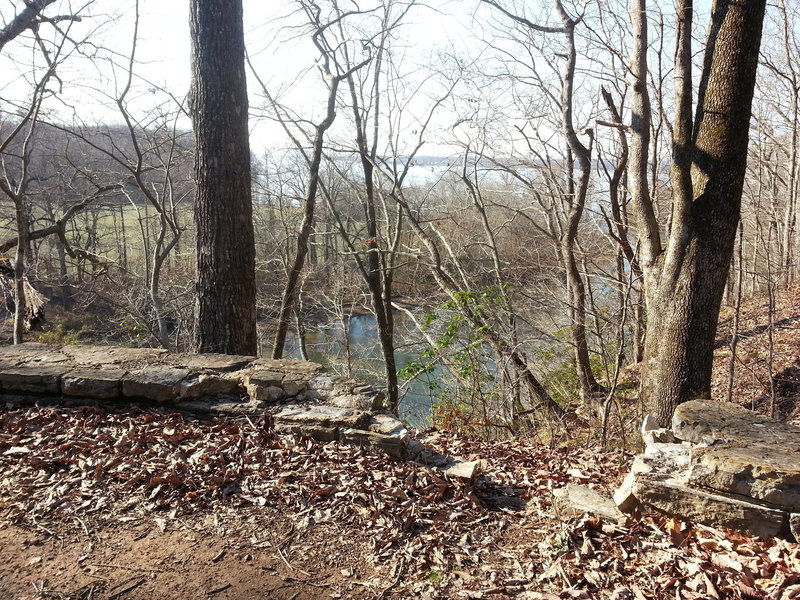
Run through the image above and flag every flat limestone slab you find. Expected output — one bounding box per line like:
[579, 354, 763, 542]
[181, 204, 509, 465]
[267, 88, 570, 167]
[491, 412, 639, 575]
[689, 444, 800, 510]
[62, 368, 127, 399]
[328, 392, 382, 411]
[673, 400, 800, 450]
[0, 343, 63, 365]
[251, 358, 323, 375]
[633, 473, 789, 539]
[273, 423, 339, 442]
[339, 428, 407, 459]
[62, 345, 168, 368]
[368, 414, 407, 437]
[0, 365, 68, 394]
[673, 401, 800, 511]
[178, 374, 241, 400]
[122, 367, 190, 402]
[165, 353, 254, 372]
[273, 405, 370, 430]
[553, 483, 623, 521]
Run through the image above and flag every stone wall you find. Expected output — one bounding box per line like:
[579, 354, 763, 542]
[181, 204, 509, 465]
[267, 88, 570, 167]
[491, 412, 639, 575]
[0, 342, 479, 480]
[0, 342, 403, 452]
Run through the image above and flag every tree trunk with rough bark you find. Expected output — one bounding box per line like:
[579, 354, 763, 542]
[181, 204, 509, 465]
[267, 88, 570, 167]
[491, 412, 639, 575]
[637, 0, 766, 425]
[189, 0, 257, 356]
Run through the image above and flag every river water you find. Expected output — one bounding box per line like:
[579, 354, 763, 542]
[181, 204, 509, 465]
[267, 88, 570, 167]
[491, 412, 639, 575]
[279, 314, 442, 428]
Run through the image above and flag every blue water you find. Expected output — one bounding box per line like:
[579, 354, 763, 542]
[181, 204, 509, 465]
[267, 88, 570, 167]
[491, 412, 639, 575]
[282, 314, 441, 428]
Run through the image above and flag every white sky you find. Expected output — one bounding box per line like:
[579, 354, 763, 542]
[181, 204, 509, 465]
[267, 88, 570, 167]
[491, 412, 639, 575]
[0, 0, 722, 162]
[0, 0, 487, 156]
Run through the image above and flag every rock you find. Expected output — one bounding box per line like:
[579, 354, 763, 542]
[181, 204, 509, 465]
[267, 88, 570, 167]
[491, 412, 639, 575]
[614, 472, 639, 513]
[618, 400, 800, 540]
[165, 353, 253, 372]
[62, 345, 168, 367]
[18, 349, 70, 365]
[274, 424, 339, 442]
[308, 375, 334, 392]
[614, 455, 656, 513]
[633, 472, 789, 539]
[791, 514, 800, 542]
[641, 413, 677, 445]
[407, 440, 451, 467]
[553, 483, 623, 521]
[245, 370, 284, 387]
[440, 459, 480, 483]
[260, 386, 286, 404]
[671, 401, 800, 511]
[328, 393, 382, 411]
[250, 357, 323, 375]
[62, 368, 127, 399]
[643, 442, 691, 468]
[282, 380, 304, 397]
[178, 373, 240, 400]
[273, 405, 370, 430]
[368, 414, 407, 437]
[174, 398, 260, 415]
[641, 414, 659, 432]
[302, 389, 322, 401]
[244, 370, 286, 403]
[0, 342, 62, 364]
[688, 444, 800, 510]
[246, 380, 285, 404]
[672, 400, 800, 449]
[329, 378, 361, 395]
[366, 390, 386, 410]
[122, 367, 190, 402]
[0, 365, 67, 394]
[340, 428, 407, 459]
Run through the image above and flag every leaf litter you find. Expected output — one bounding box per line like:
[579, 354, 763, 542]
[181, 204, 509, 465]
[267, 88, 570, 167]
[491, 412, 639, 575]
[0, 402, 798, 599]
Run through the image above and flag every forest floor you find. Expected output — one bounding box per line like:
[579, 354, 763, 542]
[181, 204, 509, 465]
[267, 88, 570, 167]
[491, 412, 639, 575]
[0, 288, 798, 600]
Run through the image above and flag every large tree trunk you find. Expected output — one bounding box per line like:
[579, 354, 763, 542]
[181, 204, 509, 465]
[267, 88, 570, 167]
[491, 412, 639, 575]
[641, 0, 766, 425]
[189, 0, 257, 356]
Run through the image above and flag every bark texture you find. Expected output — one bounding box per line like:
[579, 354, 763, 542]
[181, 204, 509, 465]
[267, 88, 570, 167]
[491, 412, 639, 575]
[641, 0, 766, 425]
[189, 0, 257, 355]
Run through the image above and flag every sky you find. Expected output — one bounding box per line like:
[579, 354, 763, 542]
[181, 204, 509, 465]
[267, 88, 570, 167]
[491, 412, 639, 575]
[0, 0, 722, 163]
[0, 0, 486, 156]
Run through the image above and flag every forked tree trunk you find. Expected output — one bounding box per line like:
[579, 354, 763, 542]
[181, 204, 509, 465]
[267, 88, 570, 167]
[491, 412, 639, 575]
[189, 0, 257, 355]
[639, 0, 767, 425]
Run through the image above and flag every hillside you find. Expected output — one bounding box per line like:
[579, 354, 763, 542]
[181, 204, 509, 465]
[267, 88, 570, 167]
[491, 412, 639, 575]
[0, 289, 798, 600]
[711, 286, 800, 425]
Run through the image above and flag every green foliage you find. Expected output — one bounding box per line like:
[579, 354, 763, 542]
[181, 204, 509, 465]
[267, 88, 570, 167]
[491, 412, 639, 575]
[399, 286, 514, 434]
[427, 570, 444, 585]
[540, 353, 581, 406]
[35, 324, 81, 345]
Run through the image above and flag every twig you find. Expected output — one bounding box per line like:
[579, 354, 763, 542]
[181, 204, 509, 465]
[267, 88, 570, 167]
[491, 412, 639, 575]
[207, 583, 231, 595]
[107, 576, 145, 600]
[89, 562, 162, 573]
[281, 576, 328, 589]
[32, 518, 55, 536]
[276, 546, 312, 577]
[377, 557, 405, 599]
[211, 549, 226, 563]
[75, 516, 90, 536]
